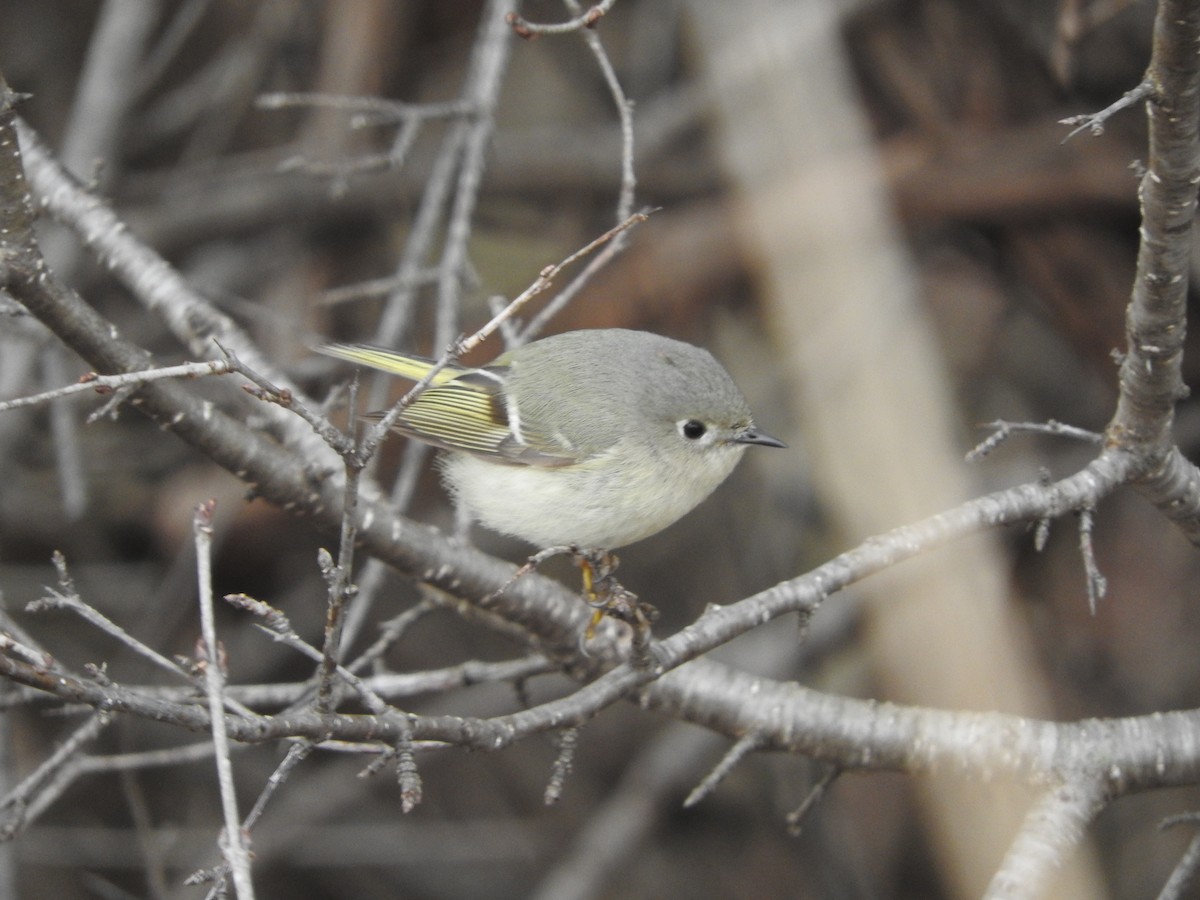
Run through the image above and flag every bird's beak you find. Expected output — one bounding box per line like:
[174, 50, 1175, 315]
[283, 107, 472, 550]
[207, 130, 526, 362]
[733, 426, 786, 448]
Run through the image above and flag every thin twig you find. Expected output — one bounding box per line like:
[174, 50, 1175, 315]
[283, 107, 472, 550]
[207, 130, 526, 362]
[242, 742, 312, 833]
[192, 741, 313, 895]
[478, 0, 641, 349]
[505, 0, 617, 36]
[228, 593, 413, 726]
[29, 552, 190, 682]
[1078, 507, 1108, 614]
[1060, 80, 1154, 141]
[231, 590, 425, 812]
[266, 86, 468, 192]
[314, 456, 362, 713]
[257, 92, 472, 123]
[194, 500, 255, 900]
[218, 341, 353, 457]
[565, 0, 636, 221]
[544, 727, 579, 805]
[684, 731, 765, 808]
[277, 151, 413, 191]
[0, 358, 232, 412]
[785, 767, 841, 836]
[485, 293, 522, 346]
[966, 419, 1103, 462]
[345, 598, 437, 675]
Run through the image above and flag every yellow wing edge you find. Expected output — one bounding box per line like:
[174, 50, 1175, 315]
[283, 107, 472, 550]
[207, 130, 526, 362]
[317, 343, 463, 386]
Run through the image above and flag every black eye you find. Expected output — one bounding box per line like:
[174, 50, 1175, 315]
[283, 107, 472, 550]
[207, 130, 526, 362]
[681, 419, 707, 440]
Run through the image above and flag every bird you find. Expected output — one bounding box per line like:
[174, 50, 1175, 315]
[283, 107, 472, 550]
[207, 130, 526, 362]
[319, 328, 784, 552]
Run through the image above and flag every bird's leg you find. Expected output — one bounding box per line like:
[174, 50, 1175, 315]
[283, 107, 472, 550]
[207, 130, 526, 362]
[576, 549, 657, 657]
[576, 547, 620, 613]
[481, 546, 656, 665]
[576, 548, 611, 605]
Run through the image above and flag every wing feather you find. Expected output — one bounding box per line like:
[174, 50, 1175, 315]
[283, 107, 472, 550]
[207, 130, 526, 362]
[321, 343, 581, 466]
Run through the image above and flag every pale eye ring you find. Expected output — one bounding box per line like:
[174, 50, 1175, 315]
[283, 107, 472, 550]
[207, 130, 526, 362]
[680, 419, 707, 440]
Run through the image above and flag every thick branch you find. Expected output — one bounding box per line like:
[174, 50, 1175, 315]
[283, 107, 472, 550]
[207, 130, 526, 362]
[1110, 1, 1200, 486]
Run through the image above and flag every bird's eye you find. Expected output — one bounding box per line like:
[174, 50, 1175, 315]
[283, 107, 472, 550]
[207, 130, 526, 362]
[680, 419, 707, 440]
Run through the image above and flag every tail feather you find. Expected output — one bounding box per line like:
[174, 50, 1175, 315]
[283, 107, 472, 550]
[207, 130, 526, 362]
[317, 343, 463, 385]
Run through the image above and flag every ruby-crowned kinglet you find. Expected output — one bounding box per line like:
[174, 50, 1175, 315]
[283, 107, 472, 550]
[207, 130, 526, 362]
[320, 329, 784, 550]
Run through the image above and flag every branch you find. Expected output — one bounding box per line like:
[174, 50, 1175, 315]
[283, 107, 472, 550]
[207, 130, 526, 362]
[0, 358, 233, 413]
[194, 501, 256, 899]
[1060, 80, 1153, 140]
[505, 1, 616, 37]
[1108, 0, 1200, 540]
[985, 781, 1107, 899]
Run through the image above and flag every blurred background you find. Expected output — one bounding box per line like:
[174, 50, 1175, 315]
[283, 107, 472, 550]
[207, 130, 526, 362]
[1, 1, 1198, 897]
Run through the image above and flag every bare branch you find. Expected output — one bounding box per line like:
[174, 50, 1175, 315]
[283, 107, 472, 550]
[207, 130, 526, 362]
[193, 501, 255, 899]
[683, 731, 765, 808]
[1109, 1, 1200, 537]
[0, 358, 233, 413]
[256, 92, 472, 123]
[505, 0, 617, 37]
[1078, 507, 1108, 614]
[1060, 80, 1154, 140]
[966, 419, 1103, 462]
[544, 727, 579, 805]
[785, 768, 841, 836]
[985, 780, 1107, 899]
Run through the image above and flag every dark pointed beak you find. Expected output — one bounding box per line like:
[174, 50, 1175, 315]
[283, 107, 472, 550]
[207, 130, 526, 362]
[734, 426, 786, 448]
